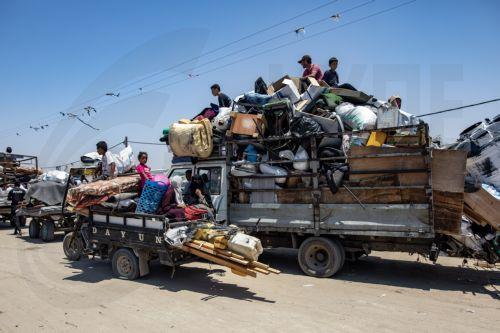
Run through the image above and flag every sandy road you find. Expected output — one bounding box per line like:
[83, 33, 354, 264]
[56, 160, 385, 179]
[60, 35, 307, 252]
[0, 225, 498, 333]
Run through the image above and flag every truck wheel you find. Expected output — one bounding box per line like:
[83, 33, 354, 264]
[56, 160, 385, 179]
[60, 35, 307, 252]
[29, 219, 41, 239]
[298, 237, 345, 278]
[112, 248, 140, 280]
[40, 221, 55, 242]
[63, 232, 84, 261]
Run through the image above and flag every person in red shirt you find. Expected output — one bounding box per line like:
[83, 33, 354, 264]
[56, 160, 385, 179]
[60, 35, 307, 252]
[136, 152, 153, 190]
[298, 55, 323, 81]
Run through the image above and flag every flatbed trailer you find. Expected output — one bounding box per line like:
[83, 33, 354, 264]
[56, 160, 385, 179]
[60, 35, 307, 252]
[164, 124, 491, 277]
[63, 207, 198, 279]
[18, 166, 98, 241]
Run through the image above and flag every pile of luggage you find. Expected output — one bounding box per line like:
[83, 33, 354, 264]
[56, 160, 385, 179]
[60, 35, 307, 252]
[163, 74, 422, 184]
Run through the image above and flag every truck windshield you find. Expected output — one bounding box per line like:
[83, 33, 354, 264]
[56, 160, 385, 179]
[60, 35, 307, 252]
[196, 167, 222, 195]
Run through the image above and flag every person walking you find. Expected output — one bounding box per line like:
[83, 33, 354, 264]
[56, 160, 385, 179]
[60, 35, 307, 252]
[8, 181, 26, 236]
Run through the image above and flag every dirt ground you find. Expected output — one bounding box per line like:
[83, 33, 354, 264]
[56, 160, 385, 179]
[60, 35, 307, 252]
[0, 225, 498, 333]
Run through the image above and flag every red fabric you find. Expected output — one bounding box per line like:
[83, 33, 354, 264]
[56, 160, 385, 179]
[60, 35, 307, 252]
[184, 205, 207, 220]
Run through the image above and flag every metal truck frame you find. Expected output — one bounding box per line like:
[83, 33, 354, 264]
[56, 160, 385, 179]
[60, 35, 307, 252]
[166, 124, 473, 277]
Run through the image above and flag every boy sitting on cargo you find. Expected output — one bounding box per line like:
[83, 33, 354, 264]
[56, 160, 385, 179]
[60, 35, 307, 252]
[96, 141, 116, 180]
[210, 83, 232, 108]
[136, 151, 153, 190]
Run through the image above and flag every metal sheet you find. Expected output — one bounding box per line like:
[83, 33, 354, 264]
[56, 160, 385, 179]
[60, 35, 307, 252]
[319, 204, 430, 232]
[230, 204, 314, 228]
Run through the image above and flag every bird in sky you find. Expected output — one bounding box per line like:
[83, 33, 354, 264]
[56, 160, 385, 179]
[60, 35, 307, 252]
[105, 92, 120, 97]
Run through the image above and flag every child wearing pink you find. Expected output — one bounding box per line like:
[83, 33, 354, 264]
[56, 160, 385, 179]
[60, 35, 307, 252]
[136, 152, 153, 189]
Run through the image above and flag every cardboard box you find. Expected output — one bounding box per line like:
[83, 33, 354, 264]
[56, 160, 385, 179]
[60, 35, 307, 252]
[228, 112, 266, 137]
[267, 75, 302, 95]
[301, 77, 323, 101]
[273, 78, 301, 104]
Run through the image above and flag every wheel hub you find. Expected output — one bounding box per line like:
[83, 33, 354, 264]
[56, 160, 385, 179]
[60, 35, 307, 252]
[117, 256, 132, 275]
[305, 245, 330, 269]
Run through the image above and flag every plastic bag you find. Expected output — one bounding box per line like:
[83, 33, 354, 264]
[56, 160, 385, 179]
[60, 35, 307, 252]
[259, 163, 287, 184]
[293, 146, 310, 171]
[212, 107, 232, 132]
[42, 170, 69, 183]
[335, 103, 376, 131]
[290, 116, 323, 137]
[228, 233, 263, 261]
[115, 145, 134, 174]
[279, 150, 294, 161]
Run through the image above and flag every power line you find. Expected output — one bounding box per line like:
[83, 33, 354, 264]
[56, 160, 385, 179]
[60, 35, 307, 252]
[2, 0, 414, 139]
[1, 0, 344, 138]
[115, 0, 375, 96]
[419, 98, 500, 117]
[96, 0, 413, 110]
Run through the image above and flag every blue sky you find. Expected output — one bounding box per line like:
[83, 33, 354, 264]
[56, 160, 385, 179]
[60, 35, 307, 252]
[1, 0, 499, 169]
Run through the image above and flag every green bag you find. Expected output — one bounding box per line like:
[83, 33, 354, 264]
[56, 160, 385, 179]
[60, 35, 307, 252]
[318, 92, 343, 109]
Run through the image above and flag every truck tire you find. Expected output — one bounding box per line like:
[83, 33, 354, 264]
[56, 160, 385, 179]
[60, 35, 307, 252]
[29, 219, 41, 239]
[40, 221, 55, 242]
[112, 248, 140, 280]
[63, 232, 84, 261]
[298, 237, 345, 278]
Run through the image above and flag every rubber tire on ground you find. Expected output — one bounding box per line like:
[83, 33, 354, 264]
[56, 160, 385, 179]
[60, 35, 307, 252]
[40, 221, 55, 242]
[29, 219, 41, 239]
[112, 248, 140, 280]
[63, 232, 84, 261]
[298, 237, 345, 278]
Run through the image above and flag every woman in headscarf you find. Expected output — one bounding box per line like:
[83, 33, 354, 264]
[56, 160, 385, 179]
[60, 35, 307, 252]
[157, 176, 185, 220]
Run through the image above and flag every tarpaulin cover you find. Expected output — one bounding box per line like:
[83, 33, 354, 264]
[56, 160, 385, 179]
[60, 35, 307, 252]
[25, 181, 67, 206]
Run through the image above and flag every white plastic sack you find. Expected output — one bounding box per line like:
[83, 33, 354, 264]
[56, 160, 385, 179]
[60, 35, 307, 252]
[278, 150, 294, 161]
[259, 163, 287, 184]
[41, 170, 69, 183]
[293, 146, 310, 171]
[164, 226, 190, 248]
[228, 232, 263, 261]
[212, 107, 232, 131]
[114, 145, 134, 174]
[335, 103, 376, 131]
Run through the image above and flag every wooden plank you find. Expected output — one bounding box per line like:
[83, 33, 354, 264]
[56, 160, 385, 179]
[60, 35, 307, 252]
[431, 150, 467, 192]
[431, 150, 467, 234]
[349, 146, 425, 157]
[277, 187, 428, 204]
[464, 189, 500, 231]
[432, 191, 463, 235]
[349, 172, 428, 186]
[349, 155, 426, 173]
[181, 245, 257, 278]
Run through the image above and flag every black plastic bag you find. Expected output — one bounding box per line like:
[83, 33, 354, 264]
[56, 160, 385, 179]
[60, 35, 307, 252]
[290, 116, 323, 137]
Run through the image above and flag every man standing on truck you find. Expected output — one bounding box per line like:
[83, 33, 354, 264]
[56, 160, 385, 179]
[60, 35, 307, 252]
[96, 141, 117, 180]
[210, 84, 232, 108]
[8, 181, 25, 236]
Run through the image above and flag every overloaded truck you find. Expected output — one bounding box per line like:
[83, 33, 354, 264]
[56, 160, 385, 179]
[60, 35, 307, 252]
[165, 124, 497, 277]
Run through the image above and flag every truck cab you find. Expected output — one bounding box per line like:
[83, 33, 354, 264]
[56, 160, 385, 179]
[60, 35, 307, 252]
[167, 158, 227, 222]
